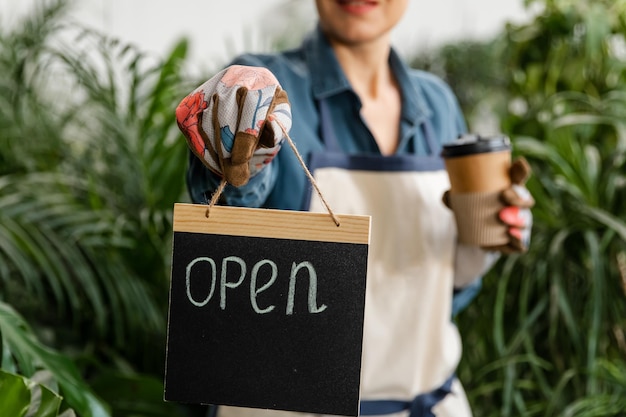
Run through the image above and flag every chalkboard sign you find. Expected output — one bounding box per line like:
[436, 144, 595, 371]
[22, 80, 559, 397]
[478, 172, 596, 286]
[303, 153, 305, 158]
[164, 203, 371, 416]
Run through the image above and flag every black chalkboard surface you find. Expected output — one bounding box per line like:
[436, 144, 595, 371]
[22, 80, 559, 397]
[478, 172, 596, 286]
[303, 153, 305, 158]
[164, 204, 371, 416]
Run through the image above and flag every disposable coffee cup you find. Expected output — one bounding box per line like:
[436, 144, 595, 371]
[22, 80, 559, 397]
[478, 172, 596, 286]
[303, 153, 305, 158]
[441, 134, 512, 246]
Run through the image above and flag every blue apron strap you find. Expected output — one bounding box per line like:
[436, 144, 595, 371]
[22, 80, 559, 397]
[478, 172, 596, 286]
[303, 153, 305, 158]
[359, 374, 455, 417]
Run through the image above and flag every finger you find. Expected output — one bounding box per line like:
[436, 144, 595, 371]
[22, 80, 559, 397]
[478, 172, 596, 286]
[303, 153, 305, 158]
[179, 91, 222, 178]
[503, 212, 532, 253]
[230, 130, 258, 165]
[507, 227, 528, 252]
[507, 239, 527, 253]
[516, 211, 532, 249]
[221, 88, 259, 187]
[441, 190, 452, 209]
[222, 159, 250, 187]
[175, 91, 208, 157]
[500, 185, 535, 208]
[483, 237, 526, 254]
[210, 93, 228, 174]
[510, 157, 532, 185]
[260, 88, 292, 148]
[235, 84, 278, 147]
[258, 120, 277, 149]
[509, 226, 522, 241]
[482, 204, 532, 254]
[482, 243, 519, 254]
[499, 206, 532, 228]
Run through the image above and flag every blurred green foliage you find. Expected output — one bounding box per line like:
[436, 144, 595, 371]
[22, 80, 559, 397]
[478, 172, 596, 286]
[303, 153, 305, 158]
[414, 1, 626, 415]
[1, 0, 625, 416]
[0, 0, 202, 415]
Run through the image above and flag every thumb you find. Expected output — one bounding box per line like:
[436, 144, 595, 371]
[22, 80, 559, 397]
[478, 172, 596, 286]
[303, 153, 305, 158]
[222, 130, 258, 186]
[441, 190, 452, 209]
[501, 157, 535, 207]
[510, 157, 531, 185]
[258, 87, 290, 148]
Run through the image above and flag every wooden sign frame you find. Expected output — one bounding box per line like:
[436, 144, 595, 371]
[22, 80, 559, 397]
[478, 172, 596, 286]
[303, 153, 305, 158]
[164, 203, 371, 416]
[171, 203, 370, 244]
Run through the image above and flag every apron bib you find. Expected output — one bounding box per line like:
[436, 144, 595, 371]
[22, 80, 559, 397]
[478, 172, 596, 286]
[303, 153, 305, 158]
[305, 101, 470, 417]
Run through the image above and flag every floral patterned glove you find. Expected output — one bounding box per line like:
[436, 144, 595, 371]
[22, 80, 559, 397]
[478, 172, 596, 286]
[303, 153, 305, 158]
[176, 65, 292, 187]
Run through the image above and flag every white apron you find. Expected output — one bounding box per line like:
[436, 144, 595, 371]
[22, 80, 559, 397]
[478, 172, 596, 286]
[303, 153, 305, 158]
[218, 102, 472, 417]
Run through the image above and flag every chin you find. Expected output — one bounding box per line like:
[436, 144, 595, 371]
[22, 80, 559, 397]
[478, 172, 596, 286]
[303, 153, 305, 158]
[323, 24, 390, 46]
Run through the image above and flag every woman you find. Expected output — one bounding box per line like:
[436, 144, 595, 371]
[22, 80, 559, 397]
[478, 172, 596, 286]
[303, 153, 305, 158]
[177, 1, 533, 416]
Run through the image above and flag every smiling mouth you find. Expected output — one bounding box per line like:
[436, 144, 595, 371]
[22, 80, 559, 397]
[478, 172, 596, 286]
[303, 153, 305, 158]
[336, 0, 378, 12]
[337, 0, 378, 4]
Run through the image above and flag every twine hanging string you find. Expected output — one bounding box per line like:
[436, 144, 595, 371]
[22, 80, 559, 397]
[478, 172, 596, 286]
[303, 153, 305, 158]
[206, 120, 341, 227]
[279, 121, 341, 226]
[205, 178, 228, 214]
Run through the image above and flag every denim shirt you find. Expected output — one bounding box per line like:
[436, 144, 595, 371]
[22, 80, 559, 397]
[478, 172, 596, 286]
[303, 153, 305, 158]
[186, 25, 467, 210]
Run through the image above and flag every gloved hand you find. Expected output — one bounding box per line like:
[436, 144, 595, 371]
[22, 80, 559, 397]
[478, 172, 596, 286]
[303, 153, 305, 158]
[176, 65, 292, 187]
[486, 157, 535, 253]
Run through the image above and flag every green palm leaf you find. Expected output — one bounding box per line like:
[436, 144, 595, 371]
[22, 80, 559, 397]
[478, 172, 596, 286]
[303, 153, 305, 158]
[0, 302, 109, 417]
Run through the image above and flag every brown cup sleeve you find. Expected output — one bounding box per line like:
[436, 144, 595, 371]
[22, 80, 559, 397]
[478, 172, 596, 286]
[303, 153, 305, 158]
[447, 191, 509, 246]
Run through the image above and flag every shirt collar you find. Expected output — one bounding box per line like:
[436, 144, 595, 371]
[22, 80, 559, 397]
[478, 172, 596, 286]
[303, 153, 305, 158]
[303, 25, 431, 124]
[304, 25, 352, 99]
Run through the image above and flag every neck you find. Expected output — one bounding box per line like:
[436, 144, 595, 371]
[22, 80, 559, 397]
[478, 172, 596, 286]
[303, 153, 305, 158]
[330, 35, 393, 100]
[329, 34, 401, 155]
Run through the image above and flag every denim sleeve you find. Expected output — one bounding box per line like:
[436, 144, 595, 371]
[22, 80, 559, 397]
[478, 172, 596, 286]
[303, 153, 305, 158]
[452, 278, 482, 317]
[185, 150, 276, 207]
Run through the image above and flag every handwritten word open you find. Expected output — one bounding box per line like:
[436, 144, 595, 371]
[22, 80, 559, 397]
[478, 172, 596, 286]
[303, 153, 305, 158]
[185, 256, 328, 315]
